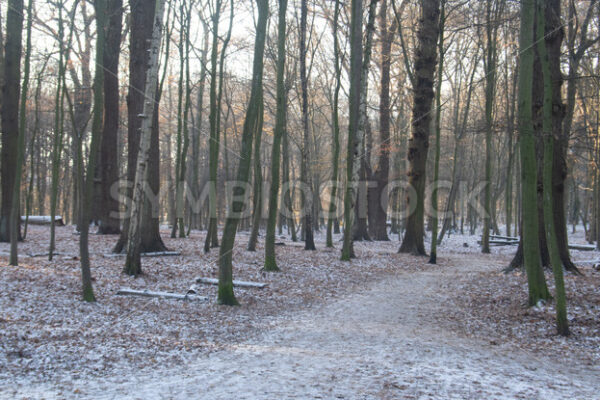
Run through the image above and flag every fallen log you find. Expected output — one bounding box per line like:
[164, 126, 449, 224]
[28, 252, 71, 257]
[569, 244, 596, 251]
[490, 235, 519, 241]
[478, 240, 518, 246]
[22, 215, 65, 226]
[104, 251, 181, 258]
[116, 288, 207, 301]
[195, 277, 267, 289]
[489, 234, 594, 251]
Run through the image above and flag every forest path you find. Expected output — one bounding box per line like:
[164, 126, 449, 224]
[39, 254, 600, 399]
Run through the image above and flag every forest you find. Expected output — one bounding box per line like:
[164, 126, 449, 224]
[1, 0, 599, 397]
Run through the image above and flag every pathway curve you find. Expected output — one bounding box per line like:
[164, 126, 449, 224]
[16, 256, 600, 399]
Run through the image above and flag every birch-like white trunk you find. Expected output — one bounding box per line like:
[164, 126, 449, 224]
[125, 0, 167, 276]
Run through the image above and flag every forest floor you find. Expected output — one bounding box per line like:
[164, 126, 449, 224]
[0, 225, 599, 399]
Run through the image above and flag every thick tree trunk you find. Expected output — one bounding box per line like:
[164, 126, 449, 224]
[124, 0, 166, 276]
[537, 0, 569, 335]
[9, 0, 32, 265]
[98, 0, 123, 235]
[399, 0, 440, 256]
[517, 0, 550, 305]
[0, 0, 24, 242]
[113, 0, 166, 255]
[548, 0, 578, 273]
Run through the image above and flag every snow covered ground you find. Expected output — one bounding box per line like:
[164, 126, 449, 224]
[1, 225, 599, 399]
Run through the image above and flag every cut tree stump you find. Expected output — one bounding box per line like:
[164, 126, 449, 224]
[22, 215, 65, 226]
[104, 251, 181, 258]
[116, 288, 207, 301]
[195, 277, 267, 289]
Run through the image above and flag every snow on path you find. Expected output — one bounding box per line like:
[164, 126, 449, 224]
[9, 258, 599, 399]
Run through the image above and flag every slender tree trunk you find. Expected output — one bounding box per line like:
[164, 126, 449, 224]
[368, 0, 395, 242]
[438, 50, 478, 244]
[205, 0, 224, 252]
[429, 0, 444, 264]
[25, 60, 47, 239]
[353, 0, 377, 243]
[282, 123, 296, 241]
[189, 20, 209, 230]
[264, 0, 288, 271]
[49, 2, 68, 259]
[482, 0, 502, 254]
[399, 0, 440, 256]
[299, 0, 316, 251]
[171, 4, 187, 238]
[505, 70, 517, 237]
[247, 102, 264, 251]
[326, 0, 342, 248]
[218, 0, 268, 305]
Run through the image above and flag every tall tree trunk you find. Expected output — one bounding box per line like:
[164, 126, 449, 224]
[49, 1, 69, 259]
[189, 20, 209, 230]
[113, 0, 167, 255]
[354, 0, 378, 243]
[300, 0, 316, 250]
[204, 0, 223, 252]
[218, 0, 268, 305]
[124, 0, 166, 276]
[428, 0, 444, 263]
[368, 0, 395, 242]
[9, 0, 32, 265]
[299, 0, 316, 250]
[481, 0, 502, 253]
[537, 0, 569, 336]
[282, 122, 297, 241]
[341, 0, 364, 260]
[518, 0, 550, 305]
[0, 0, 23, 243]
[399, 0, 440, 256]
[438, 49, 478, 244]
[98, 0, 123, 235]
[551, 0, 578, 273]
[264, 0, 288, 271]
[505, 53, 517, 238]
[247, 104, 264, 251]
[326, 0, 342, 248]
